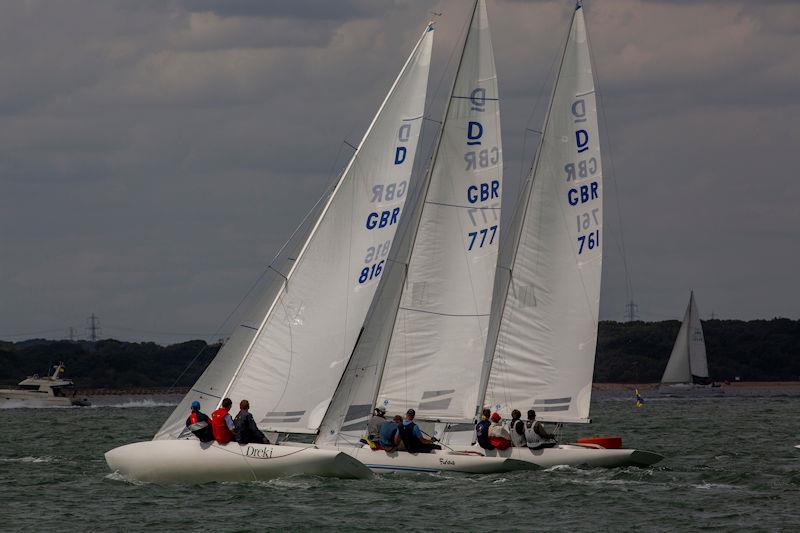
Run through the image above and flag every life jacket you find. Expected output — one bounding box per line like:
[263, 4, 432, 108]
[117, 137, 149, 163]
[187, 411, 214, 442]
[399, 421, 424, 452]
[525, 419, 550, 448]
[475, 419, 494, 450]
[508, 418, 527, 447]
[488, 422, 512, 450]
[211, 407, 234, 444]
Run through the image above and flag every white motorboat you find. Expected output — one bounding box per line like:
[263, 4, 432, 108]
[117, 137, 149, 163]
[0, 363, 91, 407]
[106, 18, 436, 482]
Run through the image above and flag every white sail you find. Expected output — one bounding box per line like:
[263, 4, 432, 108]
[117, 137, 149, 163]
[376, 0, 502, 423]
[661, 291, 709, 383]
[155, 25, 434, 439]
[316, 1, 500, 445]
[480, 4, 601, 424]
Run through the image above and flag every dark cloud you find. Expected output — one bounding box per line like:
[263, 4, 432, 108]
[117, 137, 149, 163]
[1, 0, 798, 342]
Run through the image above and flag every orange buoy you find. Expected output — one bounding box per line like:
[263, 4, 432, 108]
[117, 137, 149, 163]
[577, 436, 622, 449]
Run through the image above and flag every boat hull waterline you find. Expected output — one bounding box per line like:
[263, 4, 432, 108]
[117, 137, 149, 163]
[445, 444, 664, 468]
[333, 446, 537, 475]
[105, 440, 373, 483]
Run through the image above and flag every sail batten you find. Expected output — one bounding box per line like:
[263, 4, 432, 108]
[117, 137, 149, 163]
[479, 4, 601, 424]
[155, 24, 434, 440]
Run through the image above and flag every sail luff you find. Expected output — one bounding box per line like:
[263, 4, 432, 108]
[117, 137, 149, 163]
[218, 24, 435, 407]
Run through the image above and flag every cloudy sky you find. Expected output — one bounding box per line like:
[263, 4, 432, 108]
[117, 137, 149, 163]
[1, 0, 798, 343]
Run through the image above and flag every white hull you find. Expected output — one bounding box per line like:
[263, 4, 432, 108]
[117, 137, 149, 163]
[330, 445, 536, 475]
[448, 444, 663, 468]
[0, 391, 89, 408]
[105, 440, 372, 483]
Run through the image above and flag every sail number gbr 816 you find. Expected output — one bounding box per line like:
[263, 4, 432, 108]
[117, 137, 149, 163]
[566, 96, 600, 255]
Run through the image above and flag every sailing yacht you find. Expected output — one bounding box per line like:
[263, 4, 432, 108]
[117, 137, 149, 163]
[315, 0, 533, 475]
[440, 1, 663, 468]
[659, 291, 723, 396]
[105, 21, 435, 483]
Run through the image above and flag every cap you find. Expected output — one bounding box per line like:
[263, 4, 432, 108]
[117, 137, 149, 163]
[191, 401, 201, 409]
[490, 412, 501, 422]
[375, 405, 386, 414]
[406, 409, 416, 417]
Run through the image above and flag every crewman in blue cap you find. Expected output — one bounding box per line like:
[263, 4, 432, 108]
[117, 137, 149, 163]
[185, 400, 214, 442]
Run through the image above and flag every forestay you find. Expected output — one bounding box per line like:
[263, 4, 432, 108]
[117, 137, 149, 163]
[480, 4, 601, 424]
[316, 1, 501, 445]
[155, 25, 434, 439]
[661, 291, 709, 383]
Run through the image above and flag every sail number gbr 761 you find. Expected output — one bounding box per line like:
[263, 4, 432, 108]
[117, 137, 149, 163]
[566, 96, 600, 255]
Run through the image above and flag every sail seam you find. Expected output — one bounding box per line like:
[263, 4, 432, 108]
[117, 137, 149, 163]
[398, 306, 490, 318]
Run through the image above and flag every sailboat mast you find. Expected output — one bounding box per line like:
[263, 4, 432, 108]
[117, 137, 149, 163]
[367, 0, 480, 413]
[475, 2, 578, 415]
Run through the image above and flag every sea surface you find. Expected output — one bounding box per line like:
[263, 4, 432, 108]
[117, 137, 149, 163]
[1, 388, 799, 532]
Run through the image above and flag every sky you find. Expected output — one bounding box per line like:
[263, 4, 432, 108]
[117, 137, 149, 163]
[1, 0, 798, 343]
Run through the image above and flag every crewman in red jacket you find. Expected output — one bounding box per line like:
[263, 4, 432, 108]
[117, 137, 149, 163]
[211, 397, 236, 444]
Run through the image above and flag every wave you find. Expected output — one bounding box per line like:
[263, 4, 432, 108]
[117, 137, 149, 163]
[97, 399, 179, 409]
[0, 456, 57, 464]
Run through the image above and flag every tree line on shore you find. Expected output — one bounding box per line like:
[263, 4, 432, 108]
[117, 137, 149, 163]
[1, 318, 797, 388]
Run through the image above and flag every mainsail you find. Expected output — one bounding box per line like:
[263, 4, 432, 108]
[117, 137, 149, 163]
[155, 24, 434, 439]
[478, 3, 601, 424]
[661, 291, 709, 384]
[317, 0, 501, 444]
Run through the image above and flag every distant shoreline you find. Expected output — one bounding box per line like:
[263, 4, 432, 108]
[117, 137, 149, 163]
[69, 382, 800, 396]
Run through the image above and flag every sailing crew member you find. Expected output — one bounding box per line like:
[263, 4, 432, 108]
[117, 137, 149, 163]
[475, 408, 494, 450]
[185, 401, 214, 442]
[379, 415, 403, 452]
[488, 412, 512, 450]
[211, 397, 236, 444]
[234, 399, 270, 445]
[524, 409, 557, 450]
[367, 405, 388, 441]
[399, 409, 441, 453]
[508, 409, 527, 447]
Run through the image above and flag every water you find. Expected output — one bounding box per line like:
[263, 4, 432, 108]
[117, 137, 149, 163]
[2, 388, 799, 532]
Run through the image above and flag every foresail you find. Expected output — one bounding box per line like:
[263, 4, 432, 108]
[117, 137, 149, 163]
[481, 4, 600, 424]
[377, 0, 502, 423]
[155, 25, 433, 439]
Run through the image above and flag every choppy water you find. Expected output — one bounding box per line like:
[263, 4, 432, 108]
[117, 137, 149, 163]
[2, 388, 799, 532]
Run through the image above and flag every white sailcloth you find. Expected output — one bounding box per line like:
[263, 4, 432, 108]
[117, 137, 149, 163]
[661, 291, 709, 383]
[155, 25, 434, 439]
[316, 1, 501, 445]
[480, 4, 601, 424]
[376, 0, 502, 422]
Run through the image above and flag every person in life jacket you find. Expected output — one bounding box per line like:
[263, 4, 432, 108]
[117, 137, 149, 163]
[379, 414, 403, 452]
[507, 409, 527, 447]
[524, 409, 557, 450]
[366, 405, 387, 442]
[234, 399, 270, 445]
[399, 409, 441, 453]
[475, 408, 494, 450]
[488, 412, 512, 450]
[211, 397, 236, 444]
[185, 400, 214, 442]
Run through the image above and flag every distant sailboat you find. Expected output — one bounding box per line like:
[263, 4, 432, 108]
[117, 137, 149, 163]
[659, 291, 722, 395]
[105, 20, 436, 483]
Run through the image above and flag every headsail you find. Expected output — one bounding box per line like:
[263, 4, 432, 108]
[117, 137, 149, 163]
[661, 291, 709, 384]
[155, 24, 434, 439]
[317, 0, 501, 445]
[479, 3, 601, 424]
